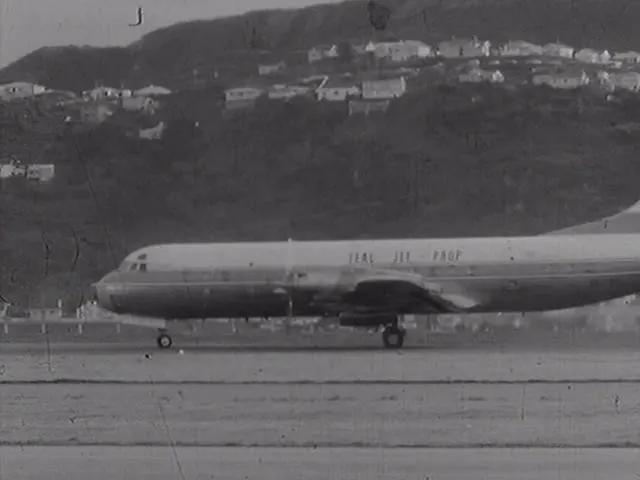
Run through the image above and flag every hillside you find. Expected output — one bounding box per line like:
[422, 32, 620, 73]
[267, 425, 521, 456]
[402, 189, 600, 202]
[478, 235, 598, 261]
[4, 83, 640, 309]
[2, 0, 640, 90]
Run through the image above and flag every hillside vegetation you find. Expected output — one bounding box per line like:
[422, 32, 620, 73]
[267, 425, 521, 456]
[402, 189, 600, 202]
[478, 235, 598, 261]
[4, 84, 640, 308]
[2, 0, 640, 90]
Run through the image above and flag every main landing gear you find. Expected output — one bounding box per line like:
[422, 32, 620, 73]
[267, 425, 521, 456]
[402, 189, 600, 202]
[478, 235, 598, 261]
[157, 329, 173, 349]
[382, 323, 406, 349]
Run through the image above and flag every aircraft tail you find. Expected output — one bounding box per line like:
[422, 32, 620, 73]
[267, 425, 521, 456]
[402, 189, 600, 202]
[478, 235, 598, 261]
[546, 200, 640, 235]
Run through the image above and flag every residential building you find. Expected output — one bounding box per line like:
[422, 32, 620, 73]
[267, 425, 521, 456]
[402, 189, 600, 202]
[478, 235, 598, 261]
[307, 44, 339, 63]
[258, 61, 286, 76]
[361, 76, 406, 99]
[373, 40, 432, 62]
[84, 86, 122, 100]
[532, 71, 589, 89]
[459, 68, 504, 83]
[120, 96, 158, 113]
[599, 71, 640, 92]
[316, 79, 360, 101]
[542, 43, 575, 59]
[575, 48, 611, 64]
[224, 87, 264, 102]
[134, 84, 172, 96]
[1, 161, 54, 181]
[0, 81, 47, 101]
[26, 164, 55, 182]
[499, 40, 543, 57]
[224, 87, 264, 109]
[437, 38, 491, 58]
[267, 85, 311, 100]
[139, 121, 166, 140]
[613, 51, 640, 63]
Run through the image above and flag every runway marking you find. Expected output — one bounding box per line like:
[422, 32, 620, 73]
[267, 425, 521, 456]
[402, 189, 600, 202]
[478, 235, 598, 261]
[3, 378, 640, 385]
[1, 440, 640, 448]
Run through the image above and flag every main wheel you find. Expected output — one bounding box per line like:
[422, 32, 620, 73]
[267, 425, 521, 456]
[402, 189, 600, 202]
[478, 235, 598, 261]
[157, 333, 173, 349]
[382, 325, 406, 349]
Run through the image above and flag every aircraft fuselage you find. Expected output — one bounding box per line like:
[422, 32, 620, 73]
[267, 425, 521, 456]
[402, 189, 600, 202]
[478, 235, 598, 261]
[95, 234, 640, 319]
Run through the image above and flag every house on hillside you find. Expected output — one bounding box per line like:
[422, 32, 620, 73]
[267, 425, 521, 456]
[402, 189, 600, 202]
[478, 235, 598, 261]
[224, 87, 264, 109]
[575, 48, 611, 64]
[85, 86, 121, 100]
[26, 164, 55, 182]
[120, 96, 158, 114]
[361, 76, 406, 99]
[599, 71, 640, 92]
[532, 71, 589, 89]
[139, 121, 166, 140]
[307, 44, 339, 63]
[499, 40, 543, 57]
[1, 159, 54, 182]
[316, 78, 360, 101]
[0, 82, 47, 101]
[134, 84, 172, 96]
[267, 84, 312, 100]
[373, 41, 432, 62]
[542, 43, 575, 59]
[613, 51, 640, 63]
[258, 61, 286, 76]
[459, 68, 504, 83]
[437, 38, 490, 58]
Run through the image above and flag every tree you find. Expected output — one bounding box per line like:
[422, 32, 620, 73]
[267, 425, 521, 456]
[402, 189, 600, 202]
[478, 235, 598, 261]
[337, 41, 355, 63]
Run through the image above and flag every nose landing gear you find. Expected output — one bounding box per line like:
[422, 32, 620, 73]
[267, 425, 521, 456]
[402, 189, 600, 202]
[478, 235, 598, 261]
[157, 329, 173, 349]
[382, 323, 406, 349]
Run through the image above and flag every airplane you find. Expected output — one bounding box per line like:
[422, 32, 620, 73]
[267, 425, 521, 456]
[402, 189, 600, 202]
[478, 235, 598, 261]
[94, 199, 640, 350]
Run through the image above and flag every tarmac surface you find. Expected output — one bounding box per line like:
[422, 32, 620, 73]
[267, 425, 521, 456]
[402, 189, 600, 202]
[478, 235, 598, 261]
[4, 324, 640, 478]
[4, 446, 640, 480]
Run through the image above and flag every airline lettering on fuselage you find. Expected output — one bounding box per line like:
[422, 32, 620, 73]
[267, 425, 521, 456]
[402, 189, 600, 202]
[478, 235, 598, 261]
[349, 252, 374, 264]
[392, 251, 411, 263]
[432, 249, 462, 262]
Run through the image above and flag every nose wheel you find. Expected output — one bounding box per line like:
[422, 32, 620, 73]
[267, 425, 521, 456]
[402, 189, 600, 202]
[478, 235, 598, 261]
[157, 331, 173, 349]
[382, 325, 406, 349]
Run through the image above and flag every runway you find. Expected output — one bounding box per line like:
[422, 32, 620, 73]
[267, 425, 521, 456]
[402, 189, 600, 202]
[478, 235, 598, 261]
[5, 332, 640, 478]
[3, 446, 640, 480]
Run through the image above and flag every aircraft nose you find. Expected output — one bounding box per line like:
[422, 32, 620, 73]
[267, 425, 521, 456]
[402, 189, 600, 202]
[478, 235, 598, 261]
[94, 270, 118, 312]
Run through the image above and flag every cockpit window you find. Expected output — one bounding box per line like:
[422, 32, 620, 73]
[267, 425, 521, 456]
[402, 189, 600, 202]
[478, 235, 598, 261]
[139, 263, 147, 272]
[130, 263, 138, 271]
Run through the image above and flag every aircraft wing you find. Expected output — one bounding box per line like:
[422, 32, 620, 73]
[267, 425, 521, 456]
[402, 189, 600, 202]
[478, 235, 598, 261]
[302, 268, 481, 314]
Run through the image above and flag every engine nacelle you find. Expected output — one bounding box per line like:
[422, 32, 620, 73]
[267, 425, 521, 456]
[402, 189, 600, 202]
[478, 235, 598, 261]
[337, 312, 397, 328]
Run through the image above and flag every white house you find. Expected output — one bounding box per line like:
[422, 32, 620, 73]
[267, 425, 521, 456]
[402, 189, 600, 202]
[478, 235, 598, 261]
[134, 84, 172, 96]
[307, 45, 339, 63]
[459, 68, 504, 83]
[499, 40, 543, 57]
[26, 164, 55, 182]
[373, 41, 432, 62]
[599, 71, 640, 92]
[575, 48, 611, 64]
[85, 86, 121, 100]
[258, 61, 286, 76]
[613, 51, 640, 63]
[224, 87, 264, 103]
[316, 82, 360, 101]
[267, 85, 311, 100]
[532, 71, 589, 89]
[437, 38, 491, 58]
[542, 43, 575, 59]
[361, 76, 406, 99]
[0, 82, 47, 101]
[139, 122, 166, 140]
